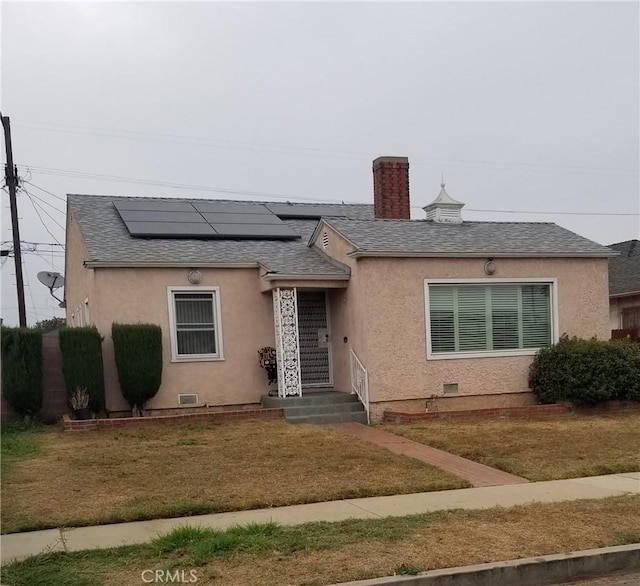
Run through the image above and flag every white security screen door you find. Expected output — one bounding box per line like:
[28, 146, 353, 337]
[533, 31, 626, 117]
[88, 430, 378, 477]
[296, 290, 332, 386]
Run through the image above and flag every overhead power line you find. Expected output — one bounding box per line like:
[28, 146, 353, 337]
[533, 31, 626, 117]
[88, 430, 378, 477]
[13, 119, 640, 178]
[23, 179, 67, 203]
[19, 164, 340, 202]
[22, 188, 66, 216]
[15, 165, 639, 218]
[23, 190, 64, 246]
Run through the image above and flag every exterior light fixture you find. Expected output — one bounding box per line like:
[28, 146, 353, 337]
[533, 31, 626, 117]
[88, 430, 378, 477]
[188, 269, 203, 284]
[484, 259, 496, 275]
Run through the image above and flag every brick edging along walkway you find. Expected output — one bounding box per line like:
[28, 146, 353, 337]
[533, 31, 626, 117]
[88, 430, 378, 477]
[334, 422, 529, 488]
[383, 400, 640, 424]
[63, 408, 284, 432]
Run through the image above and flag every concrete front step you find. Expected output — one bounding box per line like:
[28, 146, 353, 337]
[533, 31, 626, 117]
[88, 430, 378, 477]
[261, 391, 367, 425]
[282, 402, 365, 417]
[261, 391, 359, 409]
[287, 411, 368, 425]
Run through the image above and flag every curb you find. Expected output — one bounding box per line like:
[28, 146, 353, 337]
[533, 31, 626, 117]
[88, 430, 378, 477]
[331, 544, 640, 586]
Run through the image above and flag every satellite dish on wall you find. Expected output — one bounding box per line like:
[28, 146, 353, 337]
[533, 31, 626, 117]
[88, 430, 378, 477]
[37, 271, 65, 305]
[37, 271, 65, 290]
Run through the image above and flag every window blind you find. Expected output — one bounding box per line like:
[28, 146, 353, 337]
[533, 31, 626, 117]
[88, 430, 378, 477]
[429, 283, 551, 354]
[174, 292, 217, 355]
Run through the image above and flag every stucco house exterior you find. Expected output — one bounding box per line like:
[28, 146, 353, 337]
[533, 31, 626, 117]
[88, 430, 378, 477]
[64, 157, 614, 422]
[608, 239, 640, 340]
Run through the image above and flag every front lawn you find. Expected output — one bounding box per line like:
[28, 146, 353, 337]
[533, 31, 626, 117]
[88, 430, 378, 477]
[381, 412, 640, 481]
[2, 496, 639, 586]
[1, 420, 467, 533]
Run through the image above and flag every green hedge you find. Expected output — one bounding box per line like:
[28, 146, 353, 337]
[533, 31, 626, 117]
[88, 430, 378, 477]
[529, 335, 640, 405]
[58, 327, 105, 412]
[1, 327, 43, 417]
[112, 323, 163, 413]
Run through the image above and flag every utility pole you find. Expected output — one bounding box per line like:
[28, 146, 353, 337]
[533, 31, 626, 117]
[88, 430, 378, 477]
[1, 113, 27, 327]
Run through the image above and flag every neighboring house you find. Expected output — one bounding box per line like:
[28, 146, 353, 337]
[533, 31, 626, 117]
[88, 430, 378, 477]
[608, 239, 640, 340]
[64, 157, 614, 421]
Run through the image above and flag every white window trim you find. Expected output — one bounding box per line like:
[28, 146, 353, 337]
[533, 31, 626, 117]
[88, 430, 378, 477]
[167, 286, 224, 363]
[424, 277, 559, 360]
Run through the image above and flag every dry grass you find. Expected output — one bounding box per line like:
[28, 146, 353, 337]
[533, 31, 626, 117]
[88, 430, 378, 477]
[1, 420, 467, 533]
[381, 413, 640, 481]
[3, 496, 639, 586]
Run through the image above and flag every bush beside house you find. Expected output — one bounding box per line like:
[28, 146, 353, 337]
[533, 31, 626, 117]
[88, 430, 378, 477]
[112, 323, 163, 416]
[529, 336, 640, 405]
[58, 327, 106, 413]
[1, 327, 43, 420]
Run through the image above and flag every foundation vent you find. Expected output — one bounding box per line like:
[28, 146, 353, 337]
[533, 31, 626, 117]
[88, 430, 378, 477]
[322, 231, 329, 249]
[178, 393, 199, 406]
[443, 383, 459, 394]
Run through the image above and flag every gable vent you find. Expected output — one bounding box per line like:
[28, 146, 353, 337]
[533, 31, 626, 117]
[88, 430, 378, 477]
[178, 393, 199, 406]
[322, 231, 330, 249]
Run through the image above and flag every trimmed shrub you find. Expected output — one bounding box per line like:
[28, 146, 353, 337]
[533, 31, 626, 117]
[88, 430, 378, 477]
[58, 327, 106, 412]
[529, 335, 640, 405]
[112, 323, 163, 414]
[1, 327, 43, 417]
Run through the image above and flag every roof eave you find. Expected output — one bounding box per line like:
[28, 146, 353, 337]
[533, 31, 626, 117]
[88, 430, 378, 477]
[84, 261, 260, 269]
[347, 250, 616, 259]
[610, 290, 640, 299]
[261, 273, 350, 282]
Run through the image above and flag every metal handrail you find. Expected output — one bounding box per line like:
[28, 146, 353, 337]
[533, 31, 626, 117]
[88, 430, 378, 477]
[349, 349, 370, 423]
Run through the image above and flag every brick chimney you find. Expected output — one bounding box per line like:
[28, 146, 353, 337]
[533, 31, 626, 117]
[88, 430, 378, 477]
[373, 156, 410, 219]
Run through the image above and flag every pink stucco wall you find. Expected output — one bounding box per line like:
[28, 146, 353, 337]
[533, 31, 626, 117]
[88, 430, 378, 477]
[65, 210, 97, 326]
[95, 267, 276, 412]
[354, 256, 610, 419]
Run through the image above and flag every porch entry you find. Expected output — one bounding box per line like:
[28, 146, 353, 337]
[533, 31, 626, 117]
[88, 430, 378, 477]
[296, 290, 332, 387]
[271, 287, 332, 398]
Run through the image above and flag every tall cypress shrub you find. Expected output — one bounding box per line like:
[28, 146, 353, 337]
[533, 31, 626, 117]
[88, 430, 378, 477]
[112, 323, 162, 415]
[1, 327, 43, 419]
[58, 326, 106, 412]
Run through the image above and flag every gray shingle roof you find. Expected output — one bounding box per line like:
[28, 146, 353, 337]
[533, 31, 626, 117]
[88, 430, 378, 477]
[323, 218, 613, 257]
[67, 195, 373, 276]
[608, 240, 640, 295]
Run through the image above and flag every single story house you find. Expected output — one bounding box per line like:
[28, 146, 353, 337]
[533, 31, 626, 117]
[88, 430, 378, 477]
[64, 156, 614, 421]
[608, 239, 640, 340]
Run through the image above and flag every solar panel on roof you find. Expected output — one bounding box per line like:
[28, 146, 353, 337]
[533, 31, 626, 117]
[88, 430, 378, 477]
[200, 212, 283, 225]
[113, 200, 301, 240]
[125, 222, 217, 237]
[113, 201, 195, 212]
[265, 203, 347, 219]
[118, 210, 207, 223]
[208, 223, 299, 238]
[191, 202, 272, 214]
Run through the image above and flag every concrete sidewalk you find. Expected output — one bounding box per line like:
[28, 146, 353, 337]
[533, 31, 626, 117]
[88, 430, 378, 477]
[2, 472, 638, 564]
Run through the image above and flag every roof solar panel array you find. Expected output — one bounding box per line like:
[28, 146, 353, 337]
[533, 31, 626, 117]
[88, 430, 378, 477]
[265, 203, 348, 218]
[114, 201, 301, 240]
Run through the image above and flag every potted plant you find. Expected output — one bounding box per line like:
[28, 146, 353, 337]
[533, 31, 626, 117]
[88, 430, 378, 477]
[258, 347, 278, 396]
[70, 387, 92, 420]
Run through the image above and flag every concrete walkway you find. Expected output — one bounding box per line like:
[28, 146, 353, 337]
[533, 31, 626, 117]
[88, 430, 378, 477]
[2, 472, 638, 564]
[334, 422, 529, 487]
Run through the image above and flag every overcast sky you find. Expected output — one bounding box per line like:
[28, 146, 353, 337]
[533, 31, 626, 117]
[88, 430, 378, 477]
[1, 1, 639, 326]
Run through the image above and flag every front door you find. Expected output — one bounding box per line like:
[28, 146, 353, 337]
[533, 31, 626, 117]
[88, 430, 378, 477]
[296, 290, 332, 387]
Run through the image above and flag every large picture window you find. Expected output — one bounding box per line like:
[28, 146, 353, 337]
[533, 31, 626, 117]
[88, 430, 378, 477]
[168, 287, 223, 361]
[426, 280, 555, 358]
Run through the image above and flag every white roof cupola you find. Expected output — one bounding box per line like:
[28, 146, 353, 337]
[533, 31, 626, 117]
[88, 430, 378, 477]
[422, 181, 465, 224]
